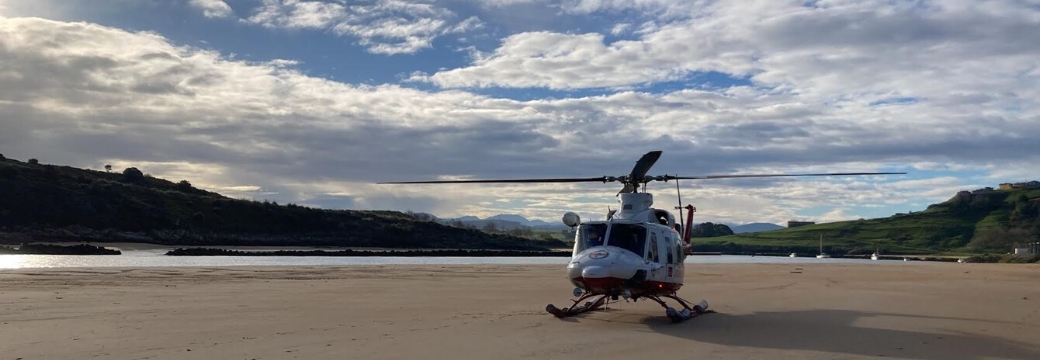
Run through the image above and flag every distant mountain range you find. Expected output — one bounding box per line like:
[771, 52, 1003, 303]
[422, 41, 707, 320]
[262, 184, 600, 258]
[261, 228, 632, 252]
[486, 214, 557, 227]
[437, 214, 568, 231]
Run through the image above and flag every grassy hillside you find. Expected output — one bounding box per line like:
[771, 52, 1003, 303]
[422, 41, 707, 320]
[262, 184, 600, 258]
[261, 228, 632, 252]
[693, 189, 1040, 255]
[0, 156, 565, 250]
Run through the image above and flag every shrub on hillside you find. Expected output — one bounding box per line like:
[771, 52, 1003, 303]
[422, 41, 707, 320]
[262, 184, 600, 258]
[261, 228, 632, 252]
[967, 227, 1030, 252]
[122, 167, 144, 183]
[0, 166, 16, 179]
[176, 180, 193, 192]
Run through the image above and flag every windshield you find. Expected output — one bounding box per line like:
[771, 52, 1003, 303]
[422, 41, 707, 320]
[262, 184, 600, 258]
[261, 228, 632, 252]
[574, 223, 608, 253]
[606, 224, 648, 256]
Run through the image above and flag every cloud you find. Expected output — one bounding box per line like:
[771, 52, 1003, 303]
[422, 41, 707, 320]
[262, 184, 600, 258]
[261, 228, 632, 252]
[421, 0, 1040, 99]
[403, 0, 1040, 224]
[479, 0, 544, 7]
[0, 17, 556, 196]
[411, 31, 686, 89]
[910, 162, 976, 172]
[609, 23, 630, 35]
[558, 0, 697, 18]
[246, 0, 345, 29]
[1, 15, 1038, 224]
[243, 0, 484, 55]
[189, 0, 234, 18]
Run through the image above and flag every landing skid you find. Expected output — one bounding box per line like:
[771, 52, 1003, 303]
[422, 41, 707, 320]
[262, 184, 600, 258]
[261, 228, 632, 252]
[545, 292, 610, 318]
[644, 294, 713, 323]
[546, 292, 713, 323]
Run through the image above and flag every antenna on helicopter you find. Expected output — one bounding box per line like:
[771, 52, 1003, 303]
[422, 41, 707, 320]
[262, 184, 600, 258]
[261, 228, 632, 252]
[674, 175, 685, 231]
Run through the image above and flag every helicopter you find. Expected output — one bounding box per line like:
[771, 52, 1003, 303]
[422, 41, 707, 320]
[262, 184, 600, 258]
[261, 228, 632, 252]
[380, 151, 905, 323]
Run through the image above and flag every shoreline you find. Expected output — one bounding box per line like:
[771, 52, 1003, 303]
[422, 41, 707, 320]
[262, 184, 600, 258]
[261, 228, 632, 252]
[164, 247, 573, 257]
[22, 241, 575, 252]
[8, 243, 1034, 264]
[0, 243, 1006, 263]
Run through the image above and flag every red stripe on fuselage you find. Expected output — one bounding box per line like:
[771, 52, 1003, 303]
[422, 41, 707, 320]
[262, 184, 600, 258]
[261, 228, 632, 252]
[638, 280, 683, 294]
[573, 277, 683, 295]
[574, 277, 625, 293]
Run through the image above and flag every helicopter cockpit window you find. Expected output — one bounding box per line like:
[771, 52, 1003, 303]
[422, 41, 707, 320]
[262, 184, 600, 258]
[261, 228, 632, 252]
[575, 224, 608, 252]
[654, 210, 669, 226]
[606, 224, 648, 256]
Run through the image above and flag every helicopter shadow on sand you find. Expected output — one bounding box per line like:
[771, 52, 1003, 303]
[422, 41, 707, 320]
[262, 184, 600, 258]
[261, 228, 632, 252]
[632, 309, 1040, 360]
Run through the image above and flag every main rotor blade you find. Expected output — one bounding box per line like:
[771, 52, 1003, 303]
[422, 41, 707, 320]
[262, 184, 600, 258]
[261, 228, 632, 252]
[629, 151, 663, 181]
[619, 150, 662, 193]
[378, 176, 608, 184]
[668, 172, 906, 180]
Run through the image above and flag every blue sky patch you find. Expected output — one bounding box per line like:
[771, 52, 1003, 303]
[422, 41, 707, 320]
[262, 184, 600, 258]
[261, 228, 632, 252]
[869, 97, 920, 106]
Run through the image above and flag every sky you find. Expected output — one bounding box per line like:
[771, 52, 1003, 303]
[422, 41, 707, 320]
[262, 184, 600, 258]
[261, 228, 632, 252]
[1, 0, 1039, 225]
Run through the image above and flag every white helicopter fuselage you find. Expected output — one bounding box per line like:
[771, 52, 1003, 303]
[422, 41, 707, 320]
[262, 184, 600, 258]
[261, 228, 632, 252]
[565, 193, 687, 298]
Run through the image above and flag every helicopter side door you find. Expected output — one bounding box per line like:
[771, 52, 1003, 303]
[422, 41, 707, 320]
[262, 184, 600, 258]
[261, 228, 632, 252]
[647, 230, 670, 282]
[666, 231, 684, 281]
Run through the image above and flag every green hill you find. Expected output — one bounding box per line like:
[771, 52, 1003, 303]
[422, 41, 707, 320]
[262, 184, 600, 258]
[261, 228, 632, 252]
[691, 188, 1040, 255]
[0, 156, 565, 250]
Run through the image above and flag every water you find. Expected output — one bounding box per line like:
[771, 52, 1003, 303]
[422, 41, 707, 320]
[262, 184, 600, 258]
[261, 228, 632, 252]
[0, 250, 902, 269]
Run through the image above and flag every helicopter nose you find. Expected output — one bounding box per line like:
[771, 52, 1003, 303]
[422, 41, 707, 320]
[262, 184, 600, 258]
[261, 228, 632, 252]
[568, 246, 645, 292]
[581, 265, 609, 279]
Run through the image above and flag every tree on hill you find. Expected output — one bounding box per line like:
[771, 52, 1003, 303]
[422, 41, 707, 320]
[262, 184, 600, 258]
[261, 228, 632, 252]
[176, 180, 193, 192]
[1011, 195, 1038, 222]
[506, 226, 534, 237]
[122, 167, 144, 183]
[404, 211, 436, 222]
[105, 164, 112, 172]
[690, 222, 734, 238]
[28, 158, 39, 164]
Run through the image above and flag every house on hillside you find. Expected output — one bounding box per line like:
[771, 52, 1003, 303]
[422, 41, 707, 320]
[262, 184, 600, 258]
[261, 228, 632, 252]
[1013, 242, 1040, 254]
[1002, 181, 1040, 190]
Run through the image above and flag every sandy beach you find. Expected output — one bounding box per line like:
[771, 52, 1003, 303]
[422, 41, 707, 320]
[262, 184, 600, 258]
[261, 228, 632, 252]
[2, 262, 1039, 360]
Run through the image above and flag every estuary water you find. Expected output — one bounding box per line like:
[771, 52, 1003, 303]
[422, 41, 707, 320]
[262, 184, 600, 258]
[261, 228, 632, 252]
[0, 249, 900, 269]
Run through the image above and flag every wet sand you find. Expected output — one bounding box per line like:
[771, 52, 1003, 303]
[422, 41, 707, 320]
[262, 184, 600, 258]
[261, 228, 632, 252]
[2, 263, 1039, 360]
